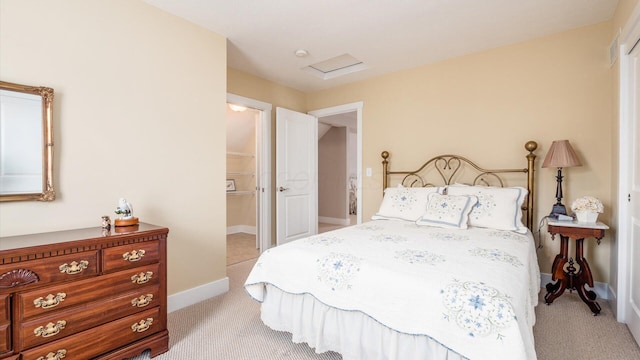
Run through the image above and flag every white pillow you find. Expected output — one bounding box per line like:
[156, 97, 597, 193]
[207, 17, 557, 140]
[372, 185, 441, 222]
[416, 193, 478, 229]
[445, 184, 528, 233]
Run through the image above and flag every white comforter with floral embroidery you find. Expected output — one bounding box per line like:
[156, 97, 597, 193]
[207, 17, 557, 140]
[245, 220, 540, 360]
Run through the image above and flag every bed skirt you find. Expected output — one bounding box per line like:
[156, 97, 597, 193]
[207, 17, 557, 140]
[260, 284, 467, 360]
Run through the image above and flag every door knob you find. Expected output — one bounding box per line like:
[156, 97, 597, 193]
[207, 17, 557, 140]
[278, 186, 289, 192]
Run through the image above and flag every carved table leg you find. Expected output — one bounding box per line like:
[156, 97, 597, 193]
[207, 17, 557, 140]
[546, 223, 607, 313]
[545, 236, 569, 304]
[574, 238, 601, 315]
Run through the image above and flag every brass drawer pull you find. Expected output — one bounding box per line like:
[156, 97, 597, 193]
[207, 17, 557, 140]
[131, 271, 153, 284]
[123, 249, 146, 262]
[34, 292, 67, 309]
[59, 260, 89, 275]
[131, 317, 153, 333]
[131, 294, 154, 308]
[34, 320, 67, 338]
[36, 349, 67, 360]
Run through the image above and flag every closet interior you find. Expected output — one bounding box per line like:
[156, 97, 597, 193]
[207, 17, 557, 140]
[226, 104, 260, 265]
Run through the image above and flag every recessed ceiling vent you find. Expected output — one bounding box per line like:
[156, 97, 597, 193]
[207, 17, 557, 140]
[302, 53, 367, 80]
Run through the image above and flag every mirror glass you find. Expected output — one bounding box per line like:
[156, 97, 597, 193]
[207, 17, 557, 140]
[0, 81, 55, 201]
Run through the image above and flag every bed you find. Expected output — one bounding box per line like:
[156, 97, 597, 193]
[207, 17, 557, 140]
[245, 141, 541, 360]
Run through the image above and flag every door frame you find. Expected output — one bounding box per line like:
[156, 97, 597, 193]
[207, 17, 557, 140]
[309, 101, 364, 225]
[227, 93, 272, 253]
[617, 2, 640, 323]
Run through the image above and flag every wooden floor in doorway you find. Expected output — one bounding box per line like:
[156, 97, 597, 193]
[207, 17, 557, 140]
[227, 233, 260, 266]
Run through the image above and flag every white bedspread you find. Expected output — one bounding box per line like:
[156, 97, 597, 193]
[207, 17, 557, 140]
[245, 220, 540, 360]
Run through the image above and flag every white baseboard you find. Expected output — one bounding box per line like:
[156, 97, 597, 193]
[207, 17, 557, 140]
[167, 276, 229, 313]
[540, 272, 609, 300]
[609, 284, 619, 317]
[227, 225, 256, 235]
[318, 216, 351, 226]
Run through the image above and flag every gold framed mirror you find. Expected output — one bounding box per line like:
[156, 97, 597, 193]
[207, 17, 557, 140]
[0, 80, 55, 202]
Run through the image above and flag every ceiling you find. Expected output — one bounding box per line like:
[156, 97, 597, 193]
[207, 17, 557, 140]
[144, 0, 619, 93]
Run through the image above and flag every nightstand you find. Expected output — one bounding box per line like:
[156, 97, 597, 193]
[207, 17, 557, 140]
[544, 220, 608, 315]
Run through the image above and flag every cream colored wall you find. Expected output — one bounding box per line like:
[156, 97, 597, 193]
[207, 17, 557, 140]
[615, 0, 640, 29]
[609, 0, 639, 296]
[307, 22, 614, 284]
[227, 68, 307, 114]
[0, 0, 228, 295]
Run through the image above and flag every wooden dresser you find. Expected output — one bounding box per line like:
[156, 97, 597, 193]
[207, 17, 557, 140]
[0, 223, 168, 360]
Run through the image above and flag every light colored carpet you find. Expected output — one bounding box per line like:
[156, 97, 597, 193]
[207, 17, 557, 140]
[318, 216, 356, 234]
[129, 259, 640, 360]
[128, 259, 339, 360]
[533, 290, 640, 360]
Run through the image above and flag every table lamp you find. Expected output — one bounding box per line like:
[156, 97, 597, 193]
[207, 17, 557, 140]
[541, 140, 582, 216]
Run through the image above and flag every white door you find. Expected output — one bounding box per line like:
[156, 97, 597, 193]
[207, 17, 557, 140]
[627, 41, 640, 341]
[276, 107, 318, 245]
[620, 4, 640, 343]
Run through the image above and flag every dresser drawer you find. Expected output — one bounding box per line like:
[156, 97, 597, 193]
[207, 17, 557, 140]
[20, 307, 162, 360]
[103, 240, 160, 273]
[18, 285, 160, 350]
[0, 251, 98, 288]
[0, 322, 9, 355]
[16, 263, 160, 320]
[0, 294, 9, 354]
[0, 294, 8, 322]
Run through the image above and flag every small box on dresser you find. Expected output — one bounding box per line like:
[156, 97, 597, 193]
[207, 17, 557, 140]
[0, 223, 169, 360]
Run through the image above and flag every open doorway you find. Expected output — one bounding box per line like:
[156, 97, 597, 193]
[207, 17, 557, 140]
[317, 113, 357, 233]
[226, 105, 259, 264]
[226, 94, 272, 265]
[310, 102, 362, 234]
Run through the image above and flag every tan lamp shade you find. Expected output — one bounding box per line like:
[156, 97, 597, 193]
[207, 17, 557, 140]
[542, 140, 582, 168]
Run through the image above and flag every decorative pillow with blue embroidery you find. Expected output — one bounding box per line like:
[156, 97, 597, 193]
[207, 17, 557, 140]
[416, 193, 478, 229]
[372, 185, 441, 222]
[446, 184, 528, 233]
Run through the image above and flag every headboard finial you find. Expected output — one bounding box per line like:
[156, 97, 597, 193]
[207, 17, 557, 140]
[525, 141, 538, 153]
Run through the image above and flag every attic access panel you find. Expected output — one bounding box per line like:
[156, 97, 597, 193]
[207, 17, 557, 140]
[302, 53, 368, 80]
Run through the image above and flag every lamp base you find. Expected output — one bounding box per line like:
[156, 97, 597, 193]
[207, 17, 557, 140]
[550, 203, 567, 216]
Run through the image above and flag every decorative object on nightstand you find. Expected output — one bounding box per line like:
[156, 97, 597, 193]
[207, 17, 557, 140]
[571, 196, 604, 224]
[115, 197, 139, 227]
[545, 220, 609, 315]
[542, 140, 582, 216]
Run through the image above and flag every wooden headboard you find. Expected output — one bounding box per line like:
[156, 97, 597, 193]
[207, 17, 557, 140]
[381, 141, 538, 230]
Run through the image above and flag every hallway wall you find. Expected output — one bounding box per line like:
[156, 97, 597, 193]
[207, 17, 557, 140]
[318, 126, 348, 221]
